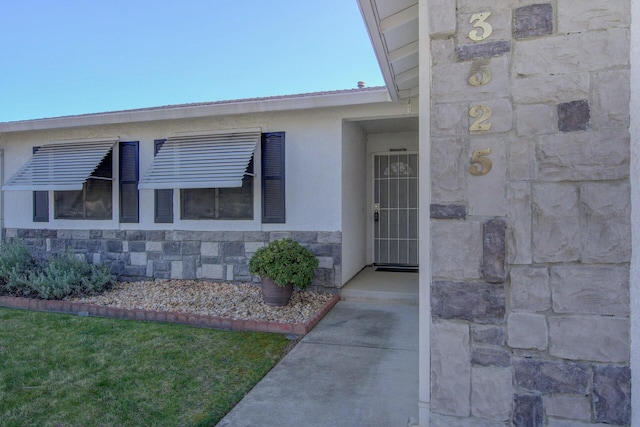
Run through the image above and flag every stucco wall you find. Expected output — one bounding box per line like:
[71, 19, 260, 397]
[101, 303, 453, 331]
[341, 120, 368, 283]
[428, 1, 632, 425]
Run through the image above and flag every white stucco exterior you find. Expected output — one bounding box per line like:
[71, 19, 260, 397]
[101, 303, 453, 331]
[0, 89, 418, 287]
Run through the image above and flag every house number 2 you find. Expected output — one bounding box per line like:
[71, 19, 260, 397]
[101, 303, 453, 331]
[469, 105, 492, 131]
[469, 148, 492, 176]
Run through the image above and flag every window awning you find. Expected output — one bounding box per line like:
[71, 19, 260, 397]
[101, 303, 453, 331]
[138, 130, 260, 190]
[3, 138, 117, 191]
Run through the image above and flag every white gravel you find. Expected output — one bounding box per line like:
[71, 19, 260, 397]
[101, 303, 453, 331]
[69, 280, 335, 324]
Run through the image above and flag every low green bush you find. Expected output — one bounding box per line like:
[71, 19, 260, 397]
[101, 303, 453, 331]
[0, 241, 113, 300]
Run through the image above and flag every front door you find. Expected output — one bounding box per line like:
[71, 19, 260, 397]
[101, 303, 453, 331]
[373, 152, 419, 266]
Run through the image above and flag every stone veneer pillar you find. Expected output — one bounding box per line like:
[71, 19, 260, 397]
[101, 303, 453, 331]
[429, 0, 631, 425]
[4, 228, 343, 292]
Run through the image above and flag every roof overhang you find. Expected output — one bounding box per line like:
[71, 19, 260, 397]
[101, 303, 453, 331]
[357, 0, 419, 101]
[0, 87, 391, 133]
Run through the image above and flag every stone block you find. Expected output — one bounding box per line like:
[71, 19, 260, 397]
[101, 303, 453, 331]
[544, 395, 591, 422]
[510, 267, 550, 312]
[201, 264, 224, 280]
[431, 138, 464, 203]
[71, 229, 90, 240]
[432, 220, 482, 280]
[483, 220, 505, 283]
[551, 265, 629, 316]
[170, 261, 183, 279]
[242, 231, 269, 242]
[456, 1, 512, 39]
[593, 365, 631, 425]
[547, 421, 611, 427]
[223, 231, 244, 242]
[200, 242, 219, 257]
[549, 315, 630, 363]
[580, 182, 631, 263]
[457, 41, 510, 60]
[129, 252, 147, 266]
[431, 39, 455, 65]
[432, 281, 505, 324]
[317, 256, 333, 269]
[513, 29, 629, 76]
[468, 137, 507, 216]
[514, 4, 553, 39]
[146, 241, 162, 252]
[433, 56, 509, 103]
[471, 367, 512, 420]
[181, 241, 201, 256]
[467, 98, 513, 134]
[538, 130, 629, 181]
[506, 182, 532, 264]
[182, 256, 197, 280]
[317, 231, 341, 244]
[507, 312, 548, 350]
[431, 322, 471, 416]
[471, 325, 505, 346]
[513, 394, 543, 427]
[221, 242, 244, 258]
[471, 347, 510, 367]
[430, 204, 466, 220]
[432, 103, 468, 136]
[162, 241, 180, 255]
[514, 358, 590, 394]
[513, 73, 590, 104]
[145, 230, 166, 241]
[125, 230, 146, 241]
[244, 242, 265, 254]
[558, 0, 630, 32]
[591, 70, 630, 130]
[532, 183, 580, 263]
[122, 241, 129, 252]
[128, 241, 145, 252]
[429, 0, 456, 36]
[104, 240, 123, 253]
[558, 100, 590, 132]
[516, 104, 555, 137]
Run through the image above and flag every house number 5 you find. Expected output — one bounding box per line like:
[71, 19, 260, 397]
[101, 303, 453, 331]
[469, 12, 493, 41]
[469, 148, 492, 176]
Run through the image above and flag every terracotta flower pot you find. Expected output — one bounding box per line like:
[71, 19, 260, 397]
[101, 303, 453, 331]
[260, 277, 293, 306]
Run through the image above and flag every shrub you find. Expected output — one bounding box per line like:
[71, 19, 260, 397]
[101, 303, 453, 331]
[0, 241, 113, 300]
[248, 238, 318, 289]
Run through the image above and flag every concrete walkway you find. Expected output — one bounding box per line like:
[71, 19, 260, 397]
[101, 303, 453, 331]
[216, 299, 419, 427]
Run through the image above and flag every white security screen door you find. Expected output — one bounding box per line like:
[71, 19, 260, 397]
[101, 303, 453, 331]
[373, 152, 419, 266]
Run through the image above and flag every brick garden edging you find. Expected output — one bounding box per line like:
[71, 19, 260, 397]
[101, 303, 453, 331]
[0, 294, 340, 336]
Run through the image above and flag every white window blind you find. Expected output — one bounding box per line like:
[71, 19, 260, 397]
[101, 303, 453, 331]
[138, 131, 259, 190]
[3, 139, 117, 191]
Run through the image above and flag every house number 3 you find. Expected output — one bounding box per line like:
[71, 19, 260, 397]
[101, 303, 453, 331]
[469, 148, 492, 176]
[469, 12, 493, 41]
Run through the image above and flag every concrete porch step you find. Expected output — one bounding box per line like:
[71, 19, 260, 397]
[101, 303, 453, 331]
[339, 266, 419, 305]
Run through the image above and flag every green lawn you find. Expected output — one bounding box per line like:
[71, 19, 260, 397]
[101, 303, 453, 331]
[0, 307, 290, 427]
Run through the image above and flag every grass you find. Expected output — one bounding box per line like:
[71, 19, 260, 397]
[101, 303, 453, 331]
[0, 307, 290, 427]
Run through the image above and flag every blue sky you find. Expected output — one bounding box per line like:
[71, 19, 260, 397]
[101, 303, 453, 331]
[0, 0, 384, 123]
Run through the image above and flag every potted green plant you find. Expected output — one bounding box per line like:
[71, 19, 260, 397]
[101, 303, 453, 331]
[249, 238, 319, 306]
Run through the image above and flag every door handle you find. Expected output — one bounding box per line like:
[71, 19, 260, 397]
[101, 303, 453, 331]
[374, 203, 379, 222]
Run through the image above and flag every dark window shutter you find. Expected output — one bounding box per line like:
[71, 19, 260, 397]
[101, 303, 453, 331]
[32, 146, 49, 222]
[119, 141, 139, 223]
[261, 132, 285, 223]
[154, 139, 173, 223]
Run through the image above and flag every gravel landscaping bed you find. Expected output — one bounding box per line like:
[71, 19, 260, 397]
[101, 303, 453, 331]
[69, 280, 335, 324]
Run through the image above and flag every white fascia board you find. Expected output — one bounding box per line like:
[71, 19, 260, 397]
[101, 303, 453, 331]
[0, 88, 391, 133]
[357, 0, 399, 101]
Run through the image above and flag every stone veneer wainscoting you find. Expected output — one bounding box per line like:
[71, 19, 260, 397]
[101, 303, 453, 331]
[3, 229, 342, 293]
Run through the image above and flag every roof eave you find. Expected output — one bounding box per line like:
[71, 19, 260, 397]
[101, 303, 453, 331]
[0, 87, 391, 133]
[357, 0, 400, 101]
